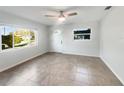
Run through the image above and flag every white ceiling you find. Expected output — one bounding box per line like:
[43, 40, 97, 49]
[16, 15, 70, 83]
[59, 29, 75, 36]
[0, 6, 110, 26]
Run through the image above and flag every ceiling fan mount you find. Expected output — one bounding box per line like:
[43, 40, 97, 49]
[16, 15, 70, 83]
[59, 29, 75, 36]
[59, 11, 65, 17]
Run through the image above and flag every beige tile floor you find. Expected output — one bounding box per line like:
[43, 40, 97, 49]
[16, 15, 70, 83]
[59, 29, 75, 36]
[0, 52, 122, 86]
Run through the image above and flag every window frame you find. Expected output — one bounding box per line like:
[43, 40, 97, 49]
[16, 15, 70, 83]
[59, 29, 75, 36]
[0, 24, 38, 53]
[73, 28, 91, 41]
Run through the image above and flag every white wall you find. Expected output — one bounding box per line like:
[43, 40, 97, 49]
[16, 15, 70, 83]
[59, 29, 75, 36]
[100, 7, 124, 84]
[0, 11, 49, 72]
[49, 22, 100, 57]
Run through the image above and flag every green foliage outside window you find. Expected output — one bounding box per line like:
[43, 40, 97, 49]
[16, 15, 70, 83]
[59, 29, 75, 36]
[30, 31, 35, 40]
[14, 35, 23, 44]
[2, 33, 13, 50]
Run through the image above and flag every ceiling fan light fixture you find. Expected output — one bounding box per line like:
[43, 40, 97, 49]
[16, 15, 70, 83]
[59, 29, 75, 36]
[58, 16, 66, 22]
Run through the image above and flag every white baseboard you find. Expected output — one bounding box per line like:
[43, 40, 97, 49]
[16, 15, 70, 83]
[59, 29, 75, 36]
[49, 50, 99, 57]
[62, 51, 99, 58]
[0, 51, 47, 72]
[100, 56, 124, 85]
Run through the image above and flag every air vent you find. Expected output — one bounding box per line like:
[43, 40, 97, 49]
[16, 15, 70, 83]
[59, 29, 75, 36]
[105, 6, 112, 10]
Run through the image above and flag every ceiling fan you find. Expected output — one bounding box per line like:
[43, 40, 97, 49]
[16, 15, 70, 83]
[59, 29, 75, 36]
[44, 10, 78, 22]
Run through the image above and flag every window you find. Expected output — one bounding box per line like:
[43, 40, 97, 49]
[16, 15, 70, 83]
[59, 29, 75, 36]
[14, 28, 35, 48]
[0, 25, 36, 51]
[74, 28, 91, 40]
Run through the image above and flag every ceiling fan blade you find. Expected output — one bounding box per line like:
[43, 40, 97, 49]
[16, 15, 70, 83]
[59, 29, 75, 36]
[68, 12, 77, 16]
[44, 15, 57, 17]
[104, 6, 112, 10]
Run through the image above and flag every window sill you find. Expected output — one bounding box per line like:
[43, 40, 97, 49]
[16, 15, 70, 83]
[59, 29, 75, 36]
[0, 44, 38, 53]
